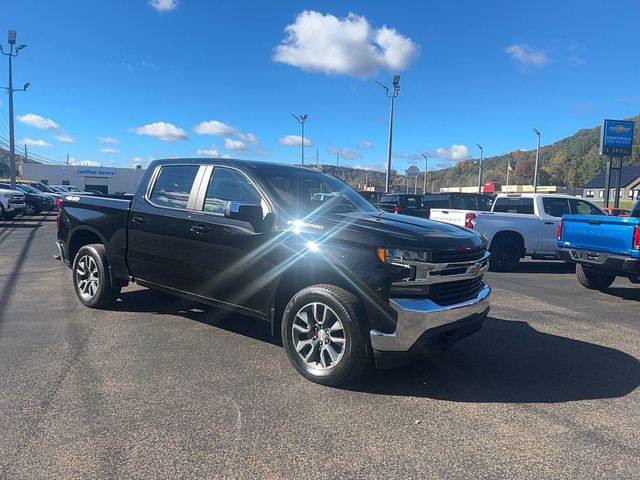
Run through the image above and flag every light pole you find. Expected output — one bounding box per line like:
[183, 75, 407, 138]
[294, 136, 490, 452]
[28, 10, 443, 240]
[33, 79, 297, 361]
[377, 74, 400, 193]
[421, 153, 428, 194]
[476, 144, 484, 194]
[533, 128, 541, 193]
[291, 113, 308, 165]
[1, 30, 29, 190]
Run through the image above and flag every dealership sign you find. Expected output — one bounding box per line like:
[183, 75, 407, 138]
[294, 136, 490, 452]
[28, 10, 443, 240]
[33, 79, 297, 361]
[600, 119, 635, 157]
[75, 167, 116, 177]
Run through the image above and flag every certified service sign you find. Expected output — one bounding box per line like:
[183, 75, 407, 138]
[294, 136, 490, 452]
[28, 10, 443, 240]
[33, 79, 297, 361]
[600, 119, 635, 156]
[75, 167, 116, 177]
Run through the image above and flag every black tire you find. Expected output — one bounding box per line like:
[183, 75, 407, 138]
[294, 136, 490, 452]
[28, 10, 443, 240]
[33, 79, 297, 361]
[576, 264, 615, 290]
[281, 284, 371, 386]
[489, 237, 521, 272]
[72, 244, 121, 308]
[0, 204, 4, 220]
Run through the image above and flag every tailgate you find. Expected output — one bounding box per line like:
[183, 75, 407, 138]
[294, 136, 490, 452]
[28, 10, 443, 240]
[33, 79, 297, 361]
[561, 214, 638, 256]
[429, 209, 468, 226]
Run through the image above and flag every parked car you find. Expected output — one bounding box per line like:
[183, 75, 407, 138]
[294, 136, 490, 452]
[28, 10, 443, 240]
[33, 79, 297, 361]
[376, 193, 428, 217]
[53, 185, 94, 195]
[0, 183, 54, 215]
[602, 207, 630, 217]
[558, 199, 640, 290]
[56, 159, 491, 386]
[422, 192, 495, 218]
[358, 191, 383, 205]
[0, 186, 26, 219]
[430, 193, 605, 271]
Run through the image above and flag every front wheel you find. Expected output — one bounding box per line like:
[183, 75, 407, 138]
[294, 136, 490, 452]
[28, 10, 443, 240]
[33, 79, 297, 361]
[576, 264, 615, 290]
[281, 284, 371, 386]
[489, 237, 521, 272]
[72, 244, 121, 308]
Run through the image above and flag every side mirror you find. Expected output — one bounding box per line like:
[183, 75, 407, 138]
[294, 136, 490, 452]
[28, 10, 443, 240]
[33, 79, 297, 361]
[224, 201, 264, 226]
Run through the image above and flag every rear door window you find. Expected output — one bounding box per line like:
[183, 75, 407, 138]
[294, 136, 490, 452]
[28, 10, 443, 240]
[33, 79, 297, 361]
[149, 165, 199, 209]
[542, 197, 571, 217]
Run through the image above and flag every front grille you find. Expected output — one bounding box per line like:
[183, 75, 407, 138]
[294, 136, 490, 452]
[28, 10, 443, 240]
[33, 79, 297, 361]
[431, 248, 485, 264]
[427, 277, 485, 306]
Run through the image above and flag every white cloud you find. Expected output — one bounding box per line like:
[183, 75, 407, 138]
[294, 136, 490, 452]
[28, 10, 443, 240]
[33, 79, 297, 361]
[19, 138, 52, 147]
[273, 10, 419, 78]
[149, 0, 178, 13]
[131, 121, 188, 141]
[131, 156, 155, 168]
[352, 163, 386, 171]
[433, 144, 470, 161]
[197, 148, 220, 157]
[100, 148, 120, 154]
[237, 132, 259, 144]
[328, 146, 361, 161]
[52, 134, 75, 143]
[357, 140, 374, 149]
[221, 154, 233, 159]
[140, 61, 159, 70]
[193, 120, 236, 136]
[506, 44, 550, 69]
[17, 113, 60, 130]
[98, 136, 119, 144]
[279, 135, 312, 147]
[224, 138, 247, 151]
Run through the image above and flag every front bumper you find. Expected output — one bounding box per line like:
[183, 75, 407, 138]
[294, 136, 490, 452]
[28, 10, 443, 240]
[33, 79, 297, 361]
[370, 282, 491, 352]
[558, 248, 640, 275]
[6, 202, 26, 213]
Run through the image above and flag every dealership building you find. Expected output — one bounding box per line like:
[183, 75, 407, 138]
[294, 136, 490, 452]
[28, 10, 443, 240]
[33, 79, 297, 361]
[22, 163, 146, 194]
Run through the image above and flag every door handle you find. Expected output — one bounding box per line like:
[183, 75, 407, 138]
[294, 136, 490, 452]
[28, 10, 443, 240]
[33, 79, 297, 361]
[132, 215, 147, 224]
[544, 221, 554, 225]
[190, 224, 210, 234]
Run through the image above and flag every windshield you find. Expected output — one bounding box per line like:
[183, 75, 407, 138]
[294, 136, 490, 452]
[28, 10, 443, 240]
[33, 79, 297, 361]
[254, 167, 378, 216]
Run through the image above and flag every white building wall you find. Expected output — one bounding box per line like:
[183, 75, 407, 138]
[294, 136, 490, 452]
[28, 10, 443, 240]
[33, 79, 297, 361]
[23, 164, 147, 194]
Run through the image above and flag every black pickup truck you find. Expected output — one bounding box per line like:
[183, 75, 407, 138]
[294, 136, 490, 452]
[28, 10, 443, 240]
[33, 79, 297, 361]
[56, 159, 491, 385]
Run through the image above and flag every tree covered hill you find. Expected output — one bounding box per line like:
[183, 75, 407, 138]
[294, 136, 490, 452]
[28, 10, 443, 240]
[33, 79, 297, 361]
[428, 114, 640, 189]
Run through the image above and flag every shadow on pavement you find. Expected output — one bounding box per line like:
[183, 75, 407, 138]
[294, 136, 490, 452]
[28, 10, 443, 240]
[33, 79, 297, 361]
[512, 261, 575, 274]
[114, 288, 279, 345]
[602, 286, 640, 301]
[347, 316, 640, 403]
[114, 288, 639, 403]
[0, 223, 42, 229]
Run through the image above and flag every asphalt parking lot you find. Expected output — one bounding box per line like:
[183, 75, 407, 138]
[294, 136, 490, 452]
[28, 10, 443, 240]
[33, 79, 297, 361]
[1, 213, 638, 479]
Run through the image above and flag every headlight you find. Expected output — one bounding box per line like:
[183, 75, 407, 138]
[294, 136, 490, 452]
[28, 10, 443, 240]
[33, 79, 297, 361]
[377, 248, 430, 263]
[3, 193, 13, 198]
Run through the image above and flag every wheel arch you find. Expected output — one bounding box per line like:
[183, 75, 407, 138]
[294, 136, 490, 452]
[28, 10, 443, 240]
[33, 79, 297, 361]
[68, 226, 108, 265]
[489, 230, 525, 258]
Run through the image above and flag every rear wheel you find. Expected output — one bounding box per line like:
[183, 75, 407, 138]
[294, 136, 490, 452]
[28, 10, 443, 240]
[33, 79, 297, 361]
[72, 244, 121, 308]
[23, 202, 38, 216]
[576, 264, 615, 290]
[489, 237, 521, 272]
[281, 284, 370, 386]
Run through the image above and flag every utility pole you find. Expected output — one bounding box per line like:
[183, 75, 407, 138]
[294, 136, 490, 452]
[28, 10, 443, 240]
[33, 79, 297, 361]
[291, 114, 308, 165]
[377, 75, 401, 193]
[421, 153, 428, 194]
[66, 153, 69, 165]
[533, 128, 541, 193]
[1, 30, 30, 189]
[476, 144, 484, 194]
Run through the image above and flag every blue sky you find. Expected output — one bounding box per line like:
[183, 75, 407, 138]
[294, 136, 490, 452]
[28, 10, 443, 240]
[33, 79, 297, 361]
[2, 0, 640, 172]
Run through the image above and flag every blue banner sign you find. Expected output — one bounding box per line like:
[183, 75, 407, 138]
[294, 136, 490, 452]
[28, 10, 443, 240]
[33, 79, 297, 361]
[75, 167, 116, 177]
[600, 119, 635, 157]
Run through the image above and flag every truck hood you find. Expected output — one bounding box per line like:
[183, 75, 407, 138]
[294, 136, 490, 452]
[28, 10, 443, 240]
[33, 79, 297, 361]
[291, 211, 485, 252]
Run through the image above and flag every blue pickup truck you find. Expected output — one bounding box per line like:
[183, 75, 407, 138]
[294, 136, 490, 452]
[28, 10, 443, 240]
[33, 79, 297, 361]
[557, 199, 640, 290]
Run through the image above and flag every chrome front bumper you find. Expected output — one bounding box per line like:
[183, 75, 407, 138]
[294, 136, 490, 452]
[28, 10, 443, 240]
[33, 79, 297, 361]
[370, 282, 491, 352]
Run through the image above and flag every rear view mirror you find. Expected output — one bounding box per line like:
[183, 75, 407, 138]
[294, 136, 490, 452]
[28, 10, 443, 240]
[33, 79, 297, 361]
[224, 201, 264, 226]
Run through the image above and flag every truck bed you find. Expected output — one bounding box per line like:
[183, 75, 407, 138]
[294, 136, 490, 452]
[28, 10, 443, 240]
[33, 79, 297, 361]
[560, 214, 640, 258]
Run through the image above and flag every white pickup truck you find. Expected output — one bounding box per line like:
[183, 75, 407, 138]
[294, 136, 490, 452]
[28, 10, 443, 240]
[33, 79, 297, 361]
[430, 193, 605, 272]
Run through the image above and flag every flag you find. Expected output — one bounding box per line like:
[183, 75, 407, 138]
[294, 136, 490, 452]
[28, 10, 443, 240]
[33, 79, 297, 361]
[507, 162, 514, 173]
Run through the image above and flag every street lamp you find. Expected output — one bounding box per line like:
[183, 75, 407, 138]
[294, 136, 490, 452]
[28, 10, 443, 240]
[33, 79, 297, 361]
[532, 128, 541, 193]
[476, 144, 484, 194]
[377, 74, 400, 193]
[421, 153, 428, 194]
[291, 113, 308, 165]
[1, 30, 29, 189]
